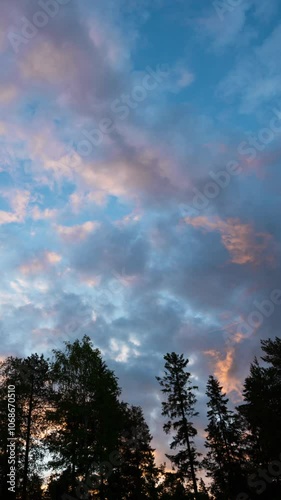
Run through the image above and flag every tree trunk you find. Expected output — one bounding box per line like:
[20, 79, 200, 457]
[175, 372, 198, 500]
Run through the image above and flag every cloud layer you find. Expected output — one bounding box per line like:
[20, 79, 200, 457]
[0, 0, 281, 461]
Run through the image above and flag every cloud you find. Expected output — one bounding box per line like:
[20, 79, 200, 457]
[217, 22, 281, 112]
[177, 68, 195, 88]
[0, 211, 19, 225]
[19, 251, 62, 275]
[30, 206, 59, 221]
[184, 216, 274, 265]
[46, 251, 62, 264]
[197, 1, 253, 51]
[20, 41, 76, 84]
[56, 221, 100, 242]
[0, 0, 281, 469]
[0, 189, 30, 224]
[0, 84, 18, 104]
[204, 347, 242, 399]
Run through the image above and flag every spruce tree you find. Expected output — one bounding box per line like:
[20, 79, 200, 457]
[157, 352, 200, 499]
[108, 405, 159, 499]
[239, 342, 281, 466]
[237, 338, 281, 499]
[203, 375, 245, 500]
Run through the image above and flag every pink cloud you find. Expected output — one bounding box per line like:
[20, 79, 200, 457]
[184, 216, 274, 265]
[56, 221, 99, 242]
[0, 189, 30, 225]
[20, 251, 62, 276]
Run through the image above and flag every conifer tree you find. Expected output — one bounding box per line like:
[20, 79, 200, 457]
[158, 470, 187, 499]
[108, 405, 159, 499]
[203, 375, 245, 500]
[237, 338, 281, 498]
[157, 352, 200, 499]
[238, 338, 281, 471]
[198, 477, 209, 499]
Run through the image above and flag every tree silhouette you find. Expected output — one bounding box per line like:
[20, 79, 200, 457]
[157, 352, 200, 499]
[45, 335, 123, 498]
[203, 375, 245, 499]
[1, 335, 281, 499]
[108, 404, 159, 499]
[0, 354, 49, 499]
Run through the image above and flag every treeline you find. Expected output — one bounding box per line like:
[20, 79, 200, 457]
[0, 335, 281, 499]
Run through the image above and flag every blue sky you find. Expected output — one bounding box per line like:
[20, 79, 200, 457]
[1, 0, 281, 461]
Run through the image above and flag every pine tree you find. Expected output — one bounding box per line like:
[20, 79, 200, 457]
[157, 352, 200, 499]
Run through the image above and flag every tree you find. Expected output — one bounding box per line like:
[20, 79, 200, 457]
[198, 478, 209, 499]
[238, 338, 281, 498]
[261, 336, 281, 371]
[203, 376, 245, 499]
[238, 337, 281, 498]
[45, 336, 123, 499]
[158, 470, 187, 499]
[108, 404, 159, 499]
[239, 341, 281, 465]
[21, 355, 49, 500]
[47, 469, 74, 500]
[0, 354, 49, 499]
[157, 352, 200, 499]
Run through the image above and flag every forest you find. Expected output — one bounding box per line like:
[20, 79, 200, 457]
[0, 335, 281, 500]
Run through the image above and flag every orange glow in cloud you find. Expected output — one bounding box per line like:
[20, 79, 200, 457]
[204, 347, 242, 400]
[184, 216, 274, 266]
[46, 252, 62, 264]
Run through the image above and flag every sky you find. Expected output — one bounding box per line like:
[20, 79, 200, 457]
[1, 0, 281, 463]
